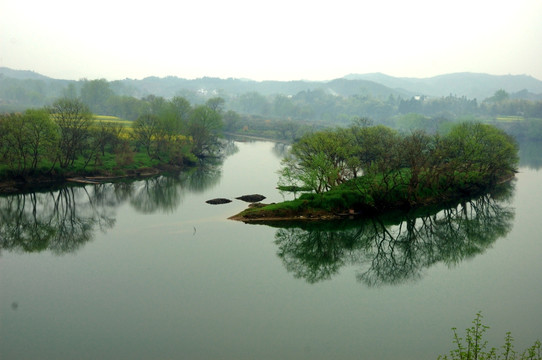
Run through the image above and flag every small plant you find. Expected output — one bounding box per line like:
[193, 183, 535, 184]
[438, 312, 541, 360]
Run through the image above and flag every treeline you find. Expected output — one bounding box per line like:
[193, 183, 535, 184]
[398, 91, 542, 119]
[0, 96, 226, 179]
[279, 121, 518, 210]
[62, 80, 542, 140]
[4, 77, 542, 124]
[3, 77, 542, 145]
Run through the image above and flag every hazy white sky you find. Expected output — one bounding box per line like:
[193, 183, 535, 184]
[1, 0, 541, 81]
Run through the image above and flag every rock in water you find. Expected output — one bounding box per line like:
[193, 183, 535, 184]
[206, 198, 232, 205]
[235, 194, 266, 203]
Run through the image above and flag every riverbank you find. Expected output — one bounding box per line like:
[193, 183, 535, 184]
[228, 204, 343, 222]
[0, 166, 175, 194]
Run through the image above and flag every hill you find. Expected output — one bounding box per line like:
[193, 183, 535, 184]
[0, 67, 54, 81]
[119, 76, 412, 99]
[2, 67, 542, 113]
[344, 72, 542, 100]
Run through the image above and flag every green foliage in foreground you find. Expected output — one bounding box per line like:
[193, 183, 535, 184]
[438, 312, 541, 360]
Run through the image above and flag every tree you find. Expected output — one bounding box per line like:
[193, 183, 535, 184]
[205, 97, 225, 113]
[485, 89, 509, 103]
[276, 119, 300, 141]
[93, 121, 124, 157]
[143, 95, 167, 115]
[80, 79, 114, 114]
[188, 105, 223, 157]
[62, 83, 78, 99]
[23, 109, 59, 171]
[133, 113, 159, 157]
[222, 110, 241, 132]
[169, 96, 192, 125]
[49, 98, 93, 168]
[399, 130, 436, 201]
[234, 92, 270, 115]
[0, 113, 30, 173]
[273, 95, 296, 117]
[157, 96, 192, 140]
[131, 97, 195, 164]
[106, 95, 148, 120]
[443, 122, 519, 183]
[0, 110, 58, 174]
[279, 129, 353, 193]
[348, 123, 400, 175]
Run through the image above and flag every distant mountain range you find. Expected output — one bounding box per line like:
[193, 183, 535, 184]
[0, 67, 54, 81]
[118, 76, 415, 99]
[344, 72, 542, 100]
[1, 67, 542, 101]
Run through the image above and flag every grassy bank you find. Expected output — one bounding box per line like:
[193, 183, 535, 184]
[230, 169, 514, 222]
[0, 149, 194, 193]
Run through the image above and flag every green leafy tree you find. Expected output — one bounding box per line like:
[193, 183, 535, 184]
[399, 130, 436, 201]
[106, 95, 148, 120]
[169, 96, 192, 129]
[23, 109, 59, 171]
[205, 97, 225, 113]
[348, 122, 400, 175]
[80, 79, 114, 114]
[93, 121, 124, 157]
[188, 105, 223, 157]
[486, 89, 510, 103]
[222, 110, 241, 132]
[234, 92, 270, 115]
[279, 129, 353, 193]
[0, 110, 58, 174]
[132, 98, 196, 164]
[444, 122, 519, 183]
[49, 98, 93, 168]
[0, 113, 31, 173]
[133, 113, 159, 158]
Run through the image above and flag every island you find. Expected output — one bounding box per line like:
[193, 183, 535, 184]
[230, 122, 519, 222]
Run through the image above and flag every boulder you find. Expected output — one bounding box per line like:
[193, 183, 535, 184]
[206, 198, 232, 205]
[235, 194, 266, 203]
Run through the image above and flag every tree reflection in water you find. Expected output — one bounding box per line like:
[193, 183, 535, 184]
[273, 183, 516, 287]
[0, 186, 115, 254]
[0, 159, 223, 255]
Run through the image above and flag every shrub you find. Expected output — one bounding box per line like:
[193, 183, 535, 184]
[438, 312, 541, 360]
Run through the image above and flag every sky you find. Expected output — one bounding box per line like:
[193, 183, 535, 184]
[1, 0, 541, 82]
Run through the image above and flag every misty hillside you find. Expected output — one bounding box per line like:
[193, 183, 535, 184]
[119, 76, 412, 99]
[0, 67, 54, 81]
[2, 67, 542, 113]
[345, 72, 542, 100]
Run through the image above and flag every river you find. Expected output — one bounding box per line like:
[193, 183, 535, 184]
[1, 140, 541, 360]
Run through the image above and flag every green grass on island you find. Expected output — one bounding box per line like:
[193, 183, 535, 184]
[231, 169, 514, 221]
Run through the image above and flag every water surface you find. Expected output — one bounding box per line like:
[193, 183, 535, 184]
[1, 140, 541, 360]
